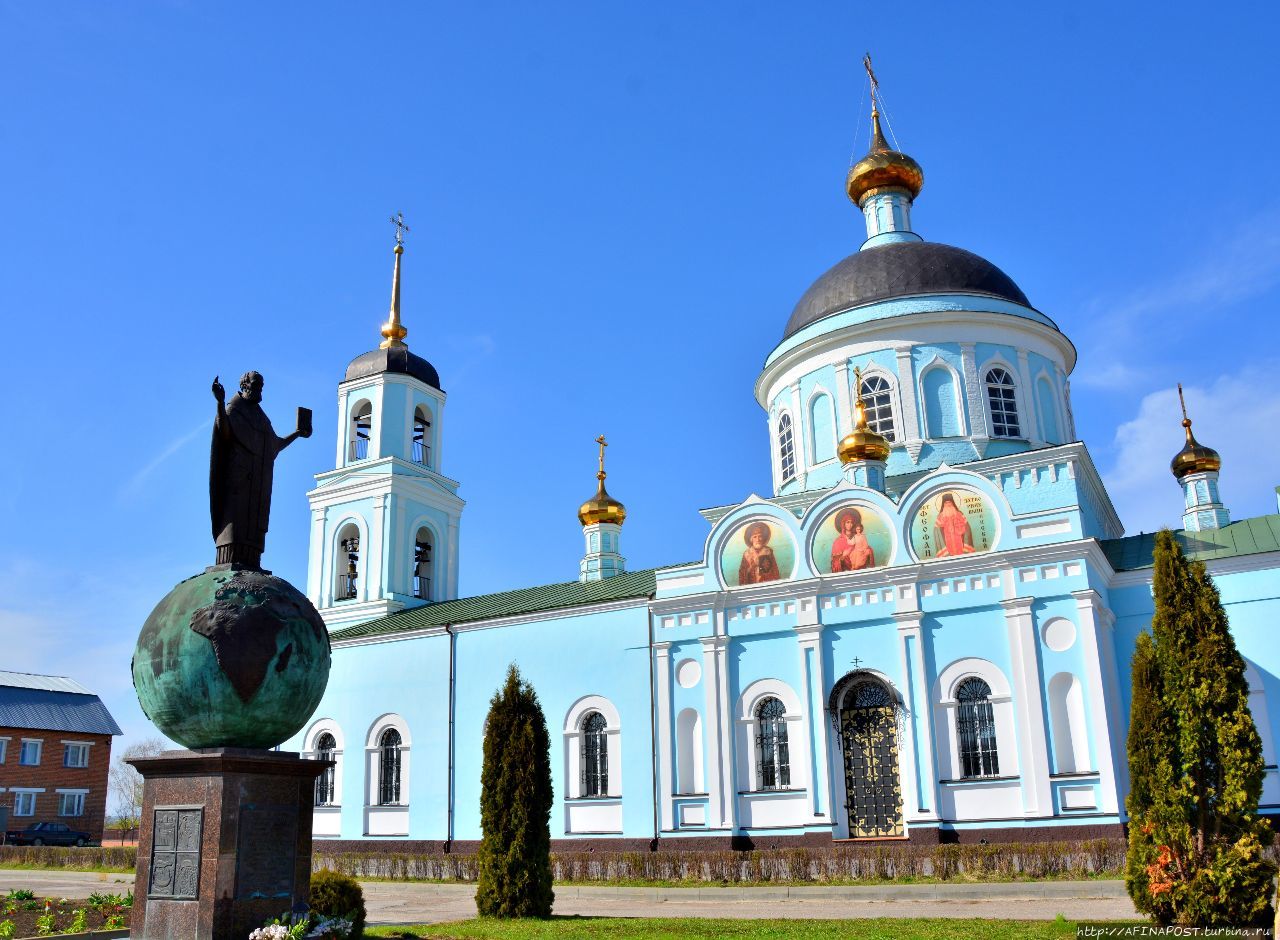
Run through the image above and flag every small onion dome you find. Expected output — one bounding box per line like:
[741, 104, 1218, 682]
[1170, 418, 1222, 480]
[846, 109, 924, 207]
[578, 475, 627, 526]
[838, 398, 891, 464]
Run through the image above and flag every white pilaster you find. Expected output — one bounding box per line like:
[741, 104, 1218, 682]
[894, 345, 923, 462]
[893, 610, 939, 821]
[654, 641, 674, 831]
[788, 381, 808, 487]
[1073, 590, 1121, 815]
[960, 343, 989, 458]
[1016, 349, 1040, 443]
[307, 506, 327, 606]
[701, 635, 734, 829]
[1001, 596, 1052, 816]
[833, 361, 854, 440]
[794, 609, 829, 821]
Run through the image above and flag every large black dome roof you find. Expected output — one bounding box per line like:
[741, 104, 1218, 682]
[784, 241, 1031, 339]
[345, 346, 441, 391]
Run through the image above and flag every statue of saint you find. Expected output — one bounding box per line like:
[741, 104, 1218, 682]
[210, 372, 312, 568]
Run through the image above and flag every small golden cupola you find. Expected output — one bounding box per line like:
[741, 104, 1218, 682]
[1170, 384, 1222, 480]
[838, 369, 891, 493]
[578, 435, 627, 527]
[846, 55, 924, 209]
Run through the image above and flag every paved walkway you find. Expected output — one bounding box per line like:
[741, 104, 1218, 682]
[0, 870, 1140, 924]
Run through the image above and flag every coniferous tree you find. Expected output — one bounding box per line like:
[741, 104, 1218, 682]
[1124, 530, 1274, 926]
[475, 664, 554, 919]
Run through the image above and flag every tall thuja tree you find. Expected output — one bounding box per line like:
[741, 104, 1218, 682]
[476, 664, 554, 919]
[1125, 530, 1274, 926]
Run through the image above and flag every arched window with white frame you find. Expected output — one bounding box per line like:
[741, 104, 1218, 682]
[314, 732, 337, 806]
[956, 678, 999, 777]
[349, 400, 372, 461]
[581, 711, 609, 797]
[984, 367, 1021, 438]
[563, 696, 622, 801]
[934, 659, 1017, 785]
[778, 413, 796, 482]
[754, 697, 791, 790]
[858, 373, 896, 442]
[334, 522, 361, 602]
[377, 727, 403, 805]
[412, 527, 433, 601]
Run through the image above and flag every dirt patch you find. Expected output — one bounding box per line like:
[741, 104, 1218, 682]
[0, 894, 131, 937]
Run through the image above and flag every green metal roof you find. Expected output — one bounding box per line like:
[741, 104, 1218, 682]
[1101, 514, 1280, 572]
[329, 568, 661, 642]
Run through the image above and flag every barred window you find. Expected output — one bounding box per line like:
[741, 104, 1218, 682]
[985, 368, 1021, 438]
[377, 728, 402, 805]
[413, 530, 433, 601]
[412, 406, 431, 466]
[581, 712, 608, 797]
[755, 697, 791, 790]
[957, 678, 999, 777]
[779, 414, 796, 482]
[349, 401, 372, 461]
[858, 375, 896, 442]
[314, 732, 336, 806]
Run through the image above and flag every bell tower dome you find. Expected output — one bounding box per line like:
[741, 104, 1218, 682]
[305, 216, 465, 631]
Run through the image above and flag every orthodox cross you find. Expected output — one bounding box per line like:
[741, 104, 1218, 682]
[1177, 382, 1189, 421]
[862, 52, 880, 108]
[390, 211, 411, 246]
[595, 435, 608, 478]
[850, 656, 863, 669]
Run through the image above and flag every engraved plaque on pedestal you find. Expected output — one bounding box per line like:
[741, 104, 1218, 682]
[148, 807, 202, 900]
[234, 804, 298, 900]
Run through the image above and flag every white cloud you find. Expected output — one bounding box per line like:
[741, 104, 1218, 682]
[117, 419, 210, 503]
[1104, 367, 1280, 534]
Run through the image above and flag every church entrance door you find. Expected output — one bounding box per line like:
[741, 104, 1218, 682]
[839, 679, 903, 838]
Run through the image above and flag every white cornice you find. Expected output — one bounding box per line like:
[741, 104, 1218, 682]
[1109, 549, 1280, 588]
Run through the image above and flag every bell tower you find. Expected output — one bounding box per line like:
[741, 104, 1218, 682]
[305, 216, 465, 630]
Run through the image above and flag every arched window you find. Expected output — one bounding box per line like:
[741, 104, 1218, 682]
[956, 678, 999, 778]
[349, 401, 372, 461]
[778, 414, 796, 482]
[1048, 673, 1089, 774]
[377, 728, 402, 805]
[413, 528, 433, 601]
[858, 374, 896, 442]
[923, 366, 961, 438]
[314, 732, 337, 806]
[581, 712, 608, 797]
[984, 368, 1020, 438]
[754, 697, 790, 790]
[1036, 376, 1061, 443]
[335, 524, 360, 602]
[676, 708, 704, 795]
[809, 393, 835, 464]
[412, 406, 431, 466]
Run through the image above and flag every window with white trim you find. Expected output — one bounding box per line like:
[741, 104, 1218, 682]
[314, 732, 337, 806]
[581, 712, 609, 797]
[984, 368, 1020, 438]
[64, 743, 90, 768]
[0, 739, 7, 763]
[956, 678, 1000, 777]
[335, 523, 360, 602]
[377, 728, 403, 806]
[59, 792, 85, 817]
[413, 529, 433, 601]
[349, 400, 373, 461]
[14, 792, 36, 816]
[778, 414, 796, 482]
[19, 740, 42, 766]
[859, 375, 896, 442]
[412, 405, 432, 466]
[754, 697, 791, 790]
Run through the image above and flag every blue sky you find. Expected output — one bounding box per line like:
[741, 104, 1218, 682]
[2, 2, 1279, 749]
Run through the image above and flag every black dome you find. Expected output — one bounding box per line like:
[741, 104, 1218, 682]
[345, 346, 441, 391]
[784, 241, 1031, 338]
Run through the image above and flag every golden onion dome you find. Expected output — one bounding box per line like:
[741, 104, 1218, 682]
[846, 109, 924, 207]
[838, 384, 891, 464]
[1170, 419, 1221, 480]
[578, 476, 627, 526]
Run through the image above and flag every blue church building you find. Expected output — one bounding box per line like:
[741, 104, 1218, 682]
[283, 96, 1280, 848]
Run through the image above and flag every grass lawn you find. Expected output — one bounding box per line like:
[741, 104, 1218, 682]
[366, 916, 1090, 939]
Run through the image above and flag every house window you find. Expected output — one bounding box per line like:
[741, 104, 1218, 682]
[957, 677, 1000, 777]
[64, 743, 90, 768]
[985, 368, 1021, 438]
[778, 414, 796, 482]
[0, 739, 7, 763]
[377, 728, 402, 805]
[413, 530, 433, 601]
[59, 793, 85, 817]
[19, 740, 42, 766]
[14, 792, 36, 816]
[754, 697, 791, 790]
[349, 402, 372, 461]
[412, 406, 431, 466]
[314, 733, 337, 807]
[581, 712, 608, 797]
[859, 375, 896, 442]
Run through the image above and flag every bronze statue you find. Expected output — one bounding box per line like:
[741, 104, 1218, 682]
[210, 372, 312, 568]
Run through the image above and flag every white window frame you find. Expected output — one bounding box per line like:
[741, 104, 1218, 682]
[0, 737, 8, 763]
[856, 368, 901, 443]
[305, 720, 345, 808]
[564, 695, 622, 799]
[331, 518, 366, 605]
[933, 658, 1018, 781]
[365, 714, 411, 809]
[57, 789, 88, 817]
[735, 678, 808, 794]
[19, 739, 42, 766]
[13, 790, 41, 816]
[776, 411, 797, 485]
[982, 364, 1022, 439]
[62, 741, 92, 769]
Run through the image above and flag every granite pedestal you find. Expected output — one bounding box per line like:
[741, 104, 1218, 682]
[127, 748, 331, 940]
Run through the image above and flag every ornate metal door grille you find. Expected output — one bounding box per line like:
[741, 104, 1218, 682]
[840, 680, 903, 838]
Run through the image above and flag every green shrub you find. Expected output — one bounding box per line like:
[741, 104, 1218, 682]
[311, 868, 366, 937]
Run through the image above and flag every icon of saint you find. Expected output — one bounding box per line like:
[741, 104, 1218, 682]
[932, 492, 977, 557]
[831, 509, 876, 572]
[738, 522, 781, 585]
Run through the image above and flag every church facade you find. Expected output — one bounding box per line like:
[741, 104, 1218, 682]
[283, 101, 1280, 848]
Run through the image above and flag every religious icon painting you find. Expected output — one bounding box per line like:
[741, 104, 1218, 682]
[720, 519, 796, 588]
[811, 503, 893, 575]
[909, 488, 998, 560]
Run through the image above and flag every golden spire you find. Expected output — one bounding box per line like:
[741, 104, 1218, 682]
[578, 434, 627, 526]
[846, 54, 924, 207]
[838, 366, 891, 464]
[1170, 383, 1221, 479]
[379, 212, 410, 350]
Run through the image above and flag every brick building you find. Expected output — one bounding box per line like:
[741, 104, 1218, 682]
[0, 671, 122, 843]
